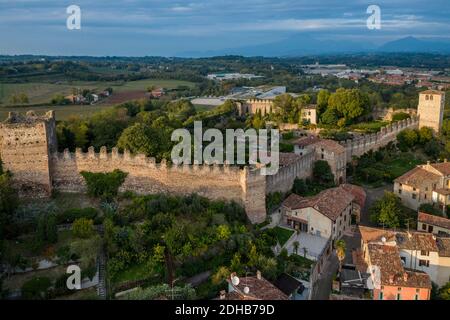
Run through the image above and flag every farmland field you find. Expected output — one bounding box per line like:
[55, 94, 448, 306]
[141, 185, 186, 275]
[0, 104, 114, 121]
[0, 79, 196, 120]
[0, 79, 195, 106]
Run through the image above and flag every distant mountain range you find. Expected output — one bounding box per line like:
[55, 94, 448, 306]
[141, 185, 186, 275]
[179, 36, 450, 57]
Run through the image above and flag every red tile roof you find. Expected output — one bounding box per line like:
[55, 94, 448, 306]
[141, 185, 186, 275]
[282, 186, 354, 221]
[226, 274, 288, 300]
[430, 162, 450, 176]
[394, 166, 440, 188]
[367, 243, 431, 289]
[359, 226, 438, 252]
[418, 212, 450, 231]
[341, 184, 366, 209]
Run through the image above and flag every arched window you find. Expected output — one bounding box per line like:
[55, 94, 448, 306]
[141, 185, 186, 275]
[425, 95, 429, 100]
[430, 95, 433, 101]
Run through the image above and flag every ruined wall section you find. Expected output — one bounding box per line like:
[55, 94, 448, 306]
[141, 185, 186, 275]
[51, 146, 267, 223]
[341, 117, 419, 161]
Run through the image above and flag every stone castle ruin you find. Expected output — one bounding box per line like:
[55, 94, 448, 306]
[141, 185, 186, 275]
[0, 111, 266, 224]
[0, 90, 443, 223]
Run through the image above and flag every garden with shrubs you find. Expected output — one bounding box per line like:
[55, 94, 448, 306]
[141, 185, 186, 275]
[0, 167, 315, 300]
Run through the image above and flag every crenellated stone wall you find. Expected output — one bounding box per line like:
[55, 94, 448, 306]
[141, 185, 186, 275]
[0, 110, 421, 224]
[266, 152, 314, 194]
[50, 146, 267, 223]
[341, 117, 419, 160]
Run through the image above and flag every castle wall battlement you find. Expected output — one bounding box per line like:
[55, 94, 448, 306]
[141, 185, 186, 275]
[341, 116, 419, 160]
[50, 146, 266, 223]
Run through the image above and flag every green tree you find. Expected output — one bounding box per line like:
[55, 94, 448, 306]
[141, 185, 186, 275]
[397, 129, 418, 149]
[248, 243, 259, 268]
[89, 108, 130, 149]
[369, 191, 403, 228]
[216, 225, 231, 241]
[230, 252, 243, 274]
[80, 169, 127, 200]
[212, 266, 230, 285]
[0, 173, 18, 243]
[313, 160, 335, 186]
[438, 281, 450, 300]
[327, 88, 370, 123]
[72, 218, 95, 239]
[292, 178, 308, 195]
[442, 119, 450, 137]
[424, 139, 442, 159]
[335, 239, 346, 272]
[418, 127, 434, 144]
[46, 214, 58, 244]
[320, 108, 339, 126]
[316, 89, 330, 116]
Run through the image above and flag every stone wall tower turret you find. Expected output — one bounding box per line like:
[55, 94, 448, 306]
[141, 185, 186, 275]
[0, 110, 57, 197]
[417, 90, 445, 133]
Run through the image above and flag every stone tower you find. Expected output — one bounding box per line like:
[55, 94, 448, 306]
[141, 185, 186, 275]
[0, 110, 57, 197]
[417, 90, 445, 133]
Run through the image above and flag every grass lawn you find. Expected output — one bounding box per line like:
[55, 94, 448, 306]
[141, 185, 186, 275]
[111, 262, 149, 285]
[289, 254, 315, 269]
[384, 156, 423, 177]
[349, 121, 389, 133]
[273, 226, 294, 246]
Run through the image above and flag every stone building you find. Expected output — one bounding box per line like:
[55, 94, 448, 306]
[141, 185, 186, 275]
[281, 185, 357, 240]
[301, 105, 317, 125]
[394, 161, 450, 213]
[417, 89, 445, 133]
[0, 111, 57, 197]
[239, 99, 318, 124]
[358, 226, 450, 289]
[418, 212, 450, 236]
[293, 136, 346, 184]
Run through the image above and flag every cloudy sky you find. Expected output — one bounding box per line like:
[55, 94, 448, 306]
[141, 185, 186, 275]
[0, 0, 449, 56]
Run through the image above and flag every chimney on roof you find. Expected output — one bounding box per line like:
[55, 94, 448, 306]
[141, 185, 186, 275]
[256, 270, 262, 280]
[426, 161, 431, 168]
[403, 273, 408, 282]
[219, 290, 226, 300]
[445, 159, 448, 163]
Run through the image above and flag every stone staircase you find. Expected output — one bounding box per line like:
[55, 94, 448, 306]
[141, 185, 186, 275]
[96, 225, 107, 299]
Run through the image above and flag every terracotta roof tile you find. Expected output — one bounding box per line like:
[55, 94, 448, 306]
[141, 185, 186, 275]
[341, 184, 366, 209]
[394, 166, 440, 188]
[367, 244, 431, 288]
[226, 275, 288, 300]
[436, 238, 450, 257]
[311, 139, 346, 154]
[359, 226, 438, 252]
[430, 162, 450, 176]
[282, 186, 354, 221]
[418, 212, 450, 230]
